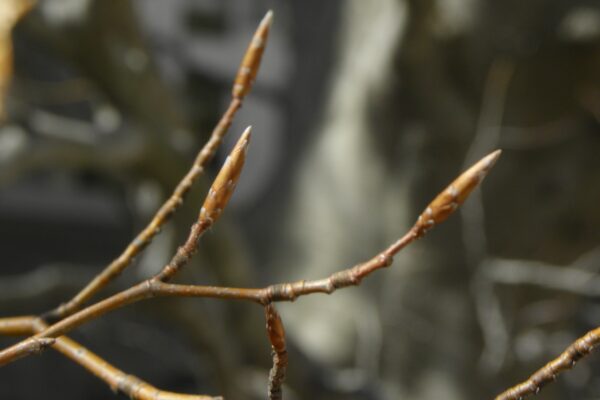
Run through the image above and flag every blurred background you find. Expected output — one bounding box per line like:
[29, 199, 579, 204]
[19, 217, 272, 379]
[1, 0, 600, 399]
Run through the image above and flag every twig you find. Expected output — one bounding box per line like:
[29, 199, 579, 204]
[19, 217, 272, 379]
[0, 149, 501, 366]
[44, 10, 273, 321]
[155, 125, 252, 282]
[0, 316, 39, 336]
[8, 336, 55, 356]
[495, 327, 600, 400]
[15, 338, 56, 356]
[265, 304, 287, 400]
[53, 335, 222, 400]
[0, 125, 253, 366]
[0, 316, 221, 399]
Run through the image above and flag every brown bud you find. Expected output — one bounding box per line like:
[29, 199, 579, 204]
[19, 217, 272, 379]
[199, 126, 251, 224]
[265, 304, 286, 353]
[414, 150, 502, 236]
[232, 10, 273, 99]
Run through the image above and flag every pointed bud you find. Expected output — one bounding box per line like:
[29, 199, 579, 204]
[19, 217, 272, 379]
[199, 126, 251, 224]
[232, 10, 273, 99]
[414, 150, 502, 236]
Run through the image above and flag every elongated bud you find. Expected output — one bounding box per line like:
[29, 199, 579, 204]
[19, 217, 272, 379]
[199, 126, 251, 224]
[413, 150, 502, 236]
[265, 304, 286, 353]
[232, 10, 273, 99]
[0, 0, 35, 119]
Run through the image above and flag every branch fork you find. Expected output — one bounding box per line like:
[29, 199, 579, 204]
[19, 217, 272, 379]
[2, 7, 571, 400]
[0, 142, 503, 399]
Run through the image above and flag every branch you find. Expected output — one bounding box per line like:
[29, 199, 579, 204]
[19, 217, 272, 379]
[154, 125, 252, 282]
[265, 304, 287, 400]
[0, 316, 221, 399]
[0, 125, 254, 366]
[495, 327, 600, 400]
[7, 337, 55, 357]
[44, 10, 273, 321]
[0, 316, 39, 336]
[53, 335, 222, 400]
[0, 150, 501, 366]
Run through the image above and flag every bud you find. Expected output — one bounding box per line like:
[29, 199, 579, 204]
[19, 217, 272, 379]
[199, 126, 251, 224]
[414, 150, 502, 236]
[232, 10, 273, 99]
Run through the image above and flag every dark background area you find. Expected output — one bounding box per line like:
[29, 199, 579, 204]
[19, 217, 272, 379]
[1, 0, 600, 399]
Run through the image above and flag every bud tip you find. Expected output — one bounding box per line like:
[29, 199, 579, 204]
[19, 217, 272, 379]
[240, 126, 252, 144]
[479, 149, 502, 177]
[263, 10, 274, 27]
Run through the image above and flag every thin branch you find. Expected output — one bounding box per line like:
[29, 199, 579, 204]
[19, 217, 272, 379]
[53, 335, 222, 400]
[154, 125, 252, 282]
[44, 10, 273, 321]
[0, 150, 501, 366]
[0, 125, 254, 366]
[149, 231, 417, 304]
[0, 316, 221, 399]
[7, 336, 55, 357]
[265, 304, 287, 400]
[0, 316, 39, 336]
[495, 327, 600, 400]
[487, 256, 600, 398]
[0, 284, 150, 365]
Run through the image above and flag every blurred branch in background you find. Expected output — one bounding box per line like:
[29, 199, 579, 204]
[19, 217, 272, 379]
[0, 0, 34, 118]
[465, 58, 515, 374]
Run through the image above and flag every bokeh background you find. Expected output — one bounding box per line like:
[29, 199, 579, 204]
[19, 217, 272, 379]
[1, 0, 600, 399]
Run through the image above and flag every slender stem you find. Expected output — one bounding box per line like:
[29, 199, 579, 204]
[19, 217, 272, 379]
[152, 221, 211, 282]
[495, 327, 600, 400]
[45, 98, 241, 321]
[265, 304, 287, 400]
[53, 335, 222, 400]
[0, 316, 39, 336]
[0, 316, 220, 399]
[155, 229, 418, 304]
[2, 337, 55, 358]
[0, 283, 150, 366]
[155, 126, 251, 283]
[46, 7, 274, 321]
[0, 229, 416, 365]
[0, 150, 502, 367]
